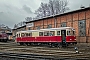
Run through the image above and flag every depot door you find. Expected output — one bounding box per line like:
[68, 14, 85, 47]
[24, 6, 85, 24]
[61, 30, 66, 44]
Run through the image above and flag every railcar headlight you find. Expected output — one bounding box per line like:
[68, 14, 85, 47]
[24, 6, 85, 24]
[74, 39, 76, 40]
[4, 37, 7, 39]
[70, 39, 72, 40]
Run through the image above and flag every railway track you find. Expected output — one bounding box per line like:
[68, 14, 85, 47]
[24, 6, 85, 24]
[0, 42, 90, 60]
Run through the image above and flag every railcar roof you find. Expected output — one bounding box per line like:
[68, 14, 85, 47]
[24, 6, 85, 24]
[16, 27, 74, 34]
[40, 27, 74, 31]
[16, 30, 41, 33]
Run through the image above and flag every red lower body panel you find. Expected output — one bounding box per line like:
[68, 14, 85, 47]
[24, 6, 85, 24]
[16, 36, 62, 43]
[16, 36, 77, 44]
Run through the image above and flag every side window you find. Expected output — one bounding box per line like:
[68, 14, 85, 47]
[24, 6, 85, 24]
[57, 31, 60, 35]
[50, 31, 55, 36]
[21, 33, 25, 37]
[39, 32, 43, 36]
[17, 34, 18, 37]
[67, 31, 71, 35]
[28, 33, 30, 36]
[19, 34, 20, 37]
[26, 33, 28, 36]
[28, 33, 32, 36]
[44, 31, 49, 36]
[17, 34, 20, 37]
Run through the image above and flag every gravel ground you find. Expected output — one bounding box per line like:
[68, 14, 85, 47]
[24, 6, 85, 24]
[0, 41, 90, 60]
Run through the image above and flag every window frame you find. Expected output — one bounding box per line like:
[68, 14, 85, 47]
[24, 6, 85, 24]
[49, 31, 55, 36]
[61, 22, 67, 27]
[57, 31, 61, 36]
[44, 31, 49, 36]
[47, 24, 52, 28]
[78, 20, 86, 36]
[39, 32, 43, 36]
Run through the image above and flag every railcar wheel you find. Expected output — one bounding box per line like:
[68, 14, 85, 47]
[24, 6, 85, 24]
[37, 43, 41, 46]
[29, 43, 32, 45]
[25, 43, 29, 46]
[4, 39, 7, 42]
[49, 43, 52, 47]
[19, 42, 24, 45]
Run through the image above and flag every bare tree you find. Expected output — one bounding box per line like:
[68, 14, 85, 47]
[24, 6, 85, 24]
[22, 21, 26, 25]
[34, 0, 69, 18]
[25, 17, 32, 22]
[14, 21, 26, 29]
[14, 24, 18, 29]
[48, 0, 54, 15]
[35, 7, 43, 19]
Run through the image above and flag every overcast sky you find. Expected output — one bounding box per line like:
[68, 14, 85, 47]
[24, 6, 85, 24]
[0, 0, 90, 28]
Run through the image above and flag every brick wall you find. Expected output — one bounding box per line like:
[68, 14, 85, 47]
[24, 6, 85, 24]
[24, 8, 90, 43]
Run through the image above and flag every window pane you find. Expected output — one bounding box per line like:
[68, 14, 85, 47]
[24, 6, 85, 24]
[21, 33, 25, 37]
[50, 31, 55, 36]
[26, 33, 28, 36]
[57, 31, 60, 35]
[61, 22, 66, 27]
[47, 24, 52, 28]
[17, 34, 18, 37]
[39, 32, 43, 36]
[44, 31, 49, 36]
[67, 31, 71, 35]
[36, 26, 40, 30]
[73, 31, 75, 35]
[28, 33, 32, 36]
[78, 20, 86, 36]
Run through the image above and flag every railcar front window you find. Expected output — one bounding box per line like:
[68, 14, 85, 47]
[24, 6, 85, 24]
[67, 30, 75, 36]
[72, 31, 75, 36]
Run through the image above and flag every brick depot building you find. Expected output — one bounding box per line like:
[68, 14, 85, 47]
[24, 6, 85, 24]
[13, 7, 90, 43]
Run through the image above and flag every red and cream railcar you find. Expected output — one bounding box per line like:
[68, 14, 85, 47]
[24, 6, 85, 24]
[16, 27, 77, 47]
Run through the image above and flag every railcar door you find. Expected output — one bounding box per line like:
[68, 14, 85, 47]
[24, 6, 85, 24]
[61, 30, 66, 46]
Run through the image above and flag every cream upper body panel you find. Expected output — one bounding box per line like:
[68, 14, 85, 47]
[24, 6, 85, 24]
[16, 27, 75, 37]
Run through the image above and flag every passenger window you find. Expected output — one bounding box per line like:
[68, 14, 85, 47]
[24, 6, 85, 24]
[17, 34, 18, 37]
[19, 34, 20, 37]
[28, 33, 32, 36]
[26, 33, 29, 36]
[50, 31, 55, 36]
[21, 33, 25, 37]
[39, 32, 43, 36]
[44, 31, 49, 36]
[57, 31, 60, 35]
[67, 31, 71, 35]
